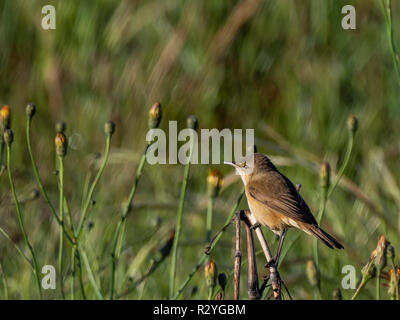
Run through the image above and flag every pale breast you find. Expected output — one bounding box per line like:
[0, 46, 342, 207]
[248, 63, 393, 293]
[245, 191, 286, 233]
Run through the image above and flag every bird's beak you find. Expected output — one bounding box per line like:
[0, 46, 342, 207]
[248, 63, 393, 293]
[224, 161, 237, 167]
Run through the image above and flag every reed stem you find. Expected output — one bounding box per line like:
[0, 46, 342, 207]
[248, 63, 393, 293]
[169, 133, 195, 299]
[109, 143, 149, 299]
[57, 156, 66, 299]
[173, 189, 244, 300]
[6, 145, 42, 299]
[76, 134, 112, 238]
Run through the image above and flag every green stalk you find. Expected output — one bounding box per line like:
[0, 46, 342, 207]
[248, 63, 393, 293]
[63, 196, 87, 300]
[26, 116, 74, 244]
[206, 197, 214, 243]
[376, 269, 381, 300]
[351, 278, 368, 300]
[79, 246, 103, 299]
[381, 0, 400, 88]
[57, 156, 65, 299]
[76, 134, 112, 238]
[313, 187, 328, 270]
[327, 132, 354, 199]
[173, 189, 244, 300]
[109, 143, 149, 299]
[169, 134, 195, 299]
[0, 263, 8, 299]
[6, 145, 42, 299]
[0, 226, 33, 269]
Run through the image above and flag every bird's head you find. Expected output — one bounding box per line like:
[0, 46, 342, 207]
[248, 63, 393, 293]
[224, 153, 276, 185]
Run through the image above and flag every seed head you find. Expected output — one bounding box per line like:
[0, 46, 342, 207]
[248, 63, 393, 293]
[55, 132, 68, 157]
[306, 260, 320, 288]
[204, 259, 217, 288]
[148, 102, 162, 129]
[373, 235, 389, 271]
[187, 115, 199, 130]
[207, 169, 223, 198]
[55, 121, 66, 133]
[3, 129, 14, 146]
[319, 161, 331, 189]
[26, 103, 36, 119]
[0, 105, 11, 133]
[104, 121, 116, 136]
[347, 114, 358, 135]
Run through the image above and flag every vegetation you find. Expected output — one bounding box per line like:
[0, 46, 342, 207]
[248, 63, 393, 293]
[0, 0, 399, 299]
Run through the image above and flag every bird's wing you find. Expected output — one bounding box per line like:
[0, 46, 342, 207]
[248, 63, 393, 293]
[247, 171, 318, 225]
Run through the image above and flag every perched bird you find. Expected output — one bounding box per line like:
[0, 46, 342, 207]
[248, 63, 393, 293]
[225, 153, 343, 265]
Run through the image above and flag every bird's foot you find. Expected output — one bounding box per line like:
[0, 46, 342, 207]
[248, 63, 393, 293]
[265, 257, 277, 269]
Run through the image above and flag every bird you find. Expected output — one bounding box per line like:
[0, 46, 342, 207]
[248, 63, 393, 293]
[225, 152, 343, 266]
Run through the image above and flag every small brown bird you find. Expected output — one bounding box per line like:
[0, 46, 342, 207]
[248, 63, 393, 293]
[225, 153, 343, 265]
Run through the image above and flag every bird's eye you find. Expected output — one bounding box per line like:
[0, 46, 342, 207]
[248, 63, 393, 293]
[239, 161, 247, 168]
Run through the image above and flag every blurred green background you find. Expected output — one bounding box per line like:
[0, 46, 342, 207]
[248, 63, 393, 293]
[0, 0, 399, 300]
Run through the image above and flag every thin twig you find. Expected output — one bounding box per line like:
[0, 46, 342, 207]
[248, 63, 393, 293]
[243, 214, 260, 300]
[234, 212, 241, 300]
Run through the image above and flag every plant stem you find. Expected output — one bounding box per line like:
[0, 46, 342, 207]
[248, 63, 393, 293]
[0, 226, 33, 269]
[6, 145, 42, 299]
[376, 269, 381, 300]
[0, 263, 8, 299]
[313, 187, 328, 271]
[351, 278, 368, 300]
[76, 134, 112, 238]
[381, 0, 400, 88]
[206, 197, 214, 243]
[327, 132, 354, 199]
[169, 135, 195, 299]
[58, 156, 66, 299]
[26, 117, 74, 244]
[109, 143, 149, 299]
[173, 189, 244, 300]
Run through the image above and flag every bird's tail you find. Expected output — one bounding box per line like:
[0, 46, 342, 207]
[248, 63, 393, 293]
[308, 225, 344, 249]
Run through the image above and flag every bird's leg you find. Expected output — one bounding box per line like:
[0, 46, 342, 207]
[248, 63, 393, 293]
[265, 229, 287, 268]
[250, 222, 261, 230]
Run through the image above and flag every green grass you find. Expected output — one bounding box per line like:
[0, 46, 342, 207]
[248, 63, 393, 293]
[0, 0, 400, 299]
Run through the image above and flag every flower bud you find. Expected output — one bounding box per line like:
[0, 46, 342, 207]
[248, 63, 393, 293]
[347, 114, 358, 135]
[207, 169, 223, 198]
[217, 273, 227, 292]
[104, 121, 116, 136]
[148, 102, 162, 129]
[361, 259, 376, 282]
[3, 129, 13, 146]
[306, 260, 320, 288]
[26, 103, 36, 119]
[332, 288, 342, 300]
[55, 121, 66, 133]
[187, 115, 198, 130]
[320, 162, 331, 189]
[55, 132, 67, 157]
[204, 259, 217, 288]
[374, 235, 389, 271]
[0, 105, 11, 133]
